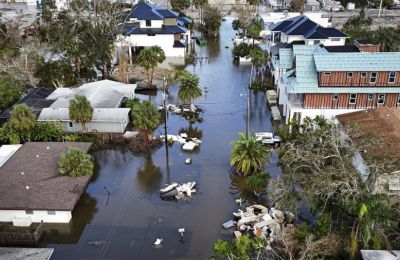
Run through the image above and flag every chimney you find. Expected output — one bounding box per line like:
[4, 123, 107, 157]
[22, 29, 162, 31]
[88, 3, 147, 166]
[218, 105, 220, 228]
[355, 40, 380, 53]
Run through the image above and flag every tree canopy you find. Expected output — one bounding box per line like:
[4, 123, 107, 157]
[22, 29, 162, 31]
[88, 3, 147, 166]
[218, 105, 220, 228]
[69, 95, 94, 132]
[9, 104, 36, 141]
[170, 0, 190, 13]
[59, 147, 94, 177]
[131, 100, 160, 140]
[137, 46, 166, 87]
[0, 75, 23, 114]
[177, 70, 202, 105]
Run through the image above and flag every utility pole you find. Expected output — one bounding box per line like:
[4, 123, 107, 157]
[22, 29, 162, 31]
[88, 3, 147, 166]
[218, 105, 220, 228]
[378, 0, 383, 17]
[163, 77, 170, 181]
[246, 94, 250, 137]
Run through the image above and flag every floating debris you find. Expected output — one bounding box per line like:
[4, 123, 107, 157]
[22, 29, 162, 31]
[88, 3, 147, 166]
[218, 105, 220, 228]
[160, 133, 201, 151]
[160, 182, 197, 200]
[185, 158, 192, 164]
[154, 238, 163, 246]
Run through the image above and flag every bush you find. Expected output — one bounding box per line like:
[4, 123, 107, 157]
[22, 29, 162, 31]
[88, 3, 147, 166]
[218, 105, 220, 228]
[32, 121, 62, 141]
[64, 134, 99, 146]
[59, 147, 94, 177]
[0, 76, 24, 114]
[232, 43, 251, 58]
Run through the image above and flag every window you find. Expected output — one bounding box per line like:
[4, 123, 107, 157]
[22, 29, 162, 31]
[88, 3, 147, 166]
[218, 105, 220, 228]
[331, 38, 340, 41]
[323, 72, 331, 76]
[314, 40, 321, 44]
[347, 72, 353, 78]
[68, 122, 73, 128]
[332, 93, 339, 100]
[147, 33, 156, 36]
[145, 20, 151, 27]
[397, 94, 400, 105]
[367, 93, 374, 100]
[377, 94, 386, 105]
[389, 72, 396, 83]
[361, 72, 367, 78]
[47, 210, 56, 215]
[370, 72, 377, 83]
[349, 93, 357, 104]
[25, 210, 33, 215]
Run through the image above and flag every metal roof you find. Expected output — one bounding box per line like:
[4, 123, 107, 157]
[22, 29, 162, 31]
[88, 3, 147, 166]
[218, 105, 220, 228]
[38, 108, 131, 123]
[314, 52, 400, 72]
[278, 48, 293, 69]
[47, 80, 136, 109]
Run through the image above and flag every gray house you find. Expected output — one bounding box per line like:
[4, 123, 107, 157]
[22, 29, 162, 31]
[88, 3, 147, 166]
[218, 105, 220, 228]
[38, 80, 136, 133]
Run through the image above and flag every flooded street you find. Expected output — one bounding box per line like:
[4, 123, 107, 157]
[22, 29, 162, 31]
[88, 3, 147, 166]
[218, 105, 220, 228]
[42, 18, 276, 259]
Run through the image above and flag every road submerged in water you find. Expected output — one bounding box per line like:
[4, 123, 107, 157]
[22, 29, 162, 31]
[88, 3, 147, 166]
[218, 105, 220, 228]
[42, 17, 280, 259]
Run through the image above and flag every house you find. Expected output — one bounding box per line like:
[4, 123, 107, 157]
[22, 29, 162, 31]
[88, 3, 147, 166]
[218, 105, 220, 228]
[0, 88, 55, 122]
[304, 0, 320, 11]
[266, 15, 347, 87]
[117, 2, 192, 58]
[278, 44, 400, 123]
[37, 80, 135, 133]
[0, 142, 92, 224]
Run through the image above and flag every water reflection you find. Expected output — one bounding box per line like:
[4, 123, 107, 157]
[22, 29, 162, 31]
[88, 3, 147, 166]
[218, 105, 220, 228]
[178, 123, 203, 139]
[40, 193, 98, 245]
[136, 154, 162, 193]
[229, 168, 268, 205]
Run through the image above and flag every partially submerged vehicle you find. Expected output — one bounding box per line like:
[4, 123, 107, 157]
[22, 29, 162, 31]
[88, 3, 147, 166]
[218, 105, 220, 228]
[255, 132, 281, 145]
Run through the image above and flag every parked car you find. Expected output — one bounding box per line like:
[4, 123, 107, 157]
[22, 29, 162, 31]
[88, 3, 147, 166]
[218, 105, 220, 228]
[255, 132, 282, 145]
[266, 90, 277, 105]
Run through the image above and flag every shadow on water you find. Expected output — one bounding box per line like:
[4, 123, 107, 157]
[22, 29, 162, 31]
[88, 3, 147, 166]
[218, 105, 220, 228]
[136, 154, 162, 193]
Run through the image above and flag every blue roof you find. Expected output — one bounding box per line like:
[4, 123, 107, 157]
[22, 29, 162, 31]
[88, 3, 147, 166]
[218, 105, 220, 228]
[158, 9, 179, 18]
[128, 2, 191, 23]
[314, 52, 400, 72]
[178, 16, 192, 25]
[269, 15, 347, 39]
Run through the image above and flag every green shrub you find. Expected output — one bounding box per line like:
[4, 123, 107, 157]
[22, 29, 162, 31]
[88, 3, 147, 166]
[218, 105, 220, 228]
[59, 147, 94, 177]
[32, 121, 62, 141]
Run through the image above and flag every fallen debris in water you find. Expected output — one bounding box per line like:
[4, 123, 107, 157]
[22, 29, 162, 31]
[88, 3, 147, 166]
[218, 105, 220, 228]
[160, 133, 202, 151]
[185, 158, 192, 164]
[224, 204, 296, 243]
[88, 240, 105, 247]
[154, 238, 163, 246]
[160, 182, 197, 200]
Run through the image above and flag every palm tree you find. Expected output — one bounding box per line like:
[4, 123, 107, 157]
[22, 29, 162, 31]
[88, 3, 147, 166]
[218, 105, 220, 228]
[59, 147, 94, 177]
[137, 46, 166, 87]
[347, 193, 398, 259]
[248, 46, 267, 86]
[10, 104, 36, 141]
[131, 100, 160, 142]
[230, 132, 270, 176]
[177, 70, 202, 105]
[69, 95, 94, 133]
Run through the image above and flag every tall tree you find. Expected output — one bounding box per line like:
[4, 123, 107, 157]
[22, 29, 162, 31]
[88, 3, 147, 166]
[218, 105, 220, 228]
[131, 100, 160, 142]
[248, 46, 267, 86]
[69, 95, 94, 132]
[0, 75, 23, 113]
[290, 0, 306, 12]
[230, 132, 270, 176]
[177, 70, 202, 105]
[170, 0, 190, 13]
[203, 5, 222, 38]
[137, 46, 166, 87]
[9, 104, 36, 142]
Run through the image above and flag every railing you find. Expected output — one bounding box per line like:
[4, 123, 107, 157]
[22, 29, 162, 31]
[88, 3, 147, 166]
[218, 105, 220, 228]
[0, 222, 44, 246]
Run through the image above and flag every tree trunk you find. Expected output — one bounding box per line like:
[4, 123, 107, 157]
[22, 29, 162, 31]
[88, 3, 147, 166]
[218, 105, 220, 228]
[103, 62, 109, 79]
[150, 67, 155, 86]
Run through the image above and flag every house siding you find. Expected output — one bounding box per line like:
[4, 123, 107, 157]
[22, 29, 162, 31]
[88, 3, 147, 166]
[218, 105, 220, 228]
[0, 210, 72, 223]
[303, 93, 400, 109]
[318, 72, 400, 87]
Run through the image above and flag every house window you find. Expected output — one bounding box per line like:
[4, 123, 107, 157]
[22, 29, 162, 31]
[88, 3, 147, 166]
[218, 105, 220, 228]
[332, 93, 339, 100]
[323, 72, 331, 76]
[367, 93, 374, 100]
[68, 122, 73, 128]
[145, 20, 151, 27]
[147, 33, 156, 36]
[331, 38, 340, 41]
[361, 72, 367, 78]
[349, 93, 357, 104]
[377, 94, 386, 105]
[370, 72, 377, 83]
[347, 72, 353, 78]
[389, 72, 396, 83]
[25, 210, 33, 215]
[314, 40, 321, 44]
[47, 210, 56, 215]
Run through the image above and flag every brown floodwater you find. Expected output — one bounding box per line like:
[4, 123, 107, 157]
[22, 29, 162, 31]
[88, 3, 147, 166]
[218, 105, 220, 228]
[41, 17, 280, 259]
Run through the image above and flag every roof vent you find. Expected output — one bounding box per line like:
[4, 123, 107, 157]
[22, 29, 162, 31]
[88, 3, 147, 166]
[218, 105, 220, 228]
[36, 155, 39, 158]
[21, 172, 24, 175]
[25, 186, 30, 190]
[47, 146, 50, 150]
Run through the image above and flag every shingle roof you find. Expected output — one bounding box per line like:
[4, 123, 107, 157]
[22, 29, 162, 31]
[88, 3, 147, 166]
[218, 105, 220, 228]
[38, 108, 131, 123]
[0, 142, 93, 211]
[313, 52, 400, 72]
[269, 15, 347, 39]
[0, 88, 55, 122]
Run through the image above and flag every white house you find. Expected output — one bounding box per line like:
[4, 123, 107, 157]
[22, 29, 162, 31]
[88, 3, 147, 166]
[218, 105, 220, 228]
[0, 142, 93, 225]
[117, 2, 192, 58]
[37, 80, 136, 133]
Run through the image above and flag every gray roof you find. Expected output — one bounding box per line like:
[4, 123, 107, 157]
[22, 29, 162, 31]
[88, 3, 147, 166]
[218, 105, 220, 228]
[0, 142, 92, 211]
[361, 250, 400, 260]
[38, 108, 131, 123]
[313, 52, 400, 72]
[0, 248, 54, 260]
[47, 80, 136, 109]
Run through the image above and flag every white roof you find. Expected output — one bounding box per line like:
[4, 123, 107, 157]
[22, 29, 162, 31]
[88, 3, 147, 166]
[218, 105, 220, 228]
[47, 80, 136, 109]
[0, 144, 22, 168]
[38, 108, 131, 123]
[361, 250, 400, 260]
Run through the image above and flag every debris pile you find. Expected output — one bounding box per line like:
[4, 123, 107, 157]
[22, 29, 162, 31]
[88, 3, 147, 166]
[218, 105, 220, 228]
[158, 104, 198, 115]
[160, 182, 197, 200]
[160, 133, 202, 151]
[223, 205, 295, 242]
